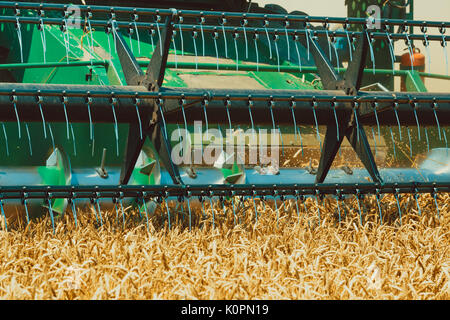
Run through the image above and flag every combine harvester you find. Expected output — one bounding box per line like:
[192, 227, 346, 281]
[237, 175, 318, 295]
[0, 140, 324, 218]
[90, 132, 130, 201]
[0, 0, 448, 232]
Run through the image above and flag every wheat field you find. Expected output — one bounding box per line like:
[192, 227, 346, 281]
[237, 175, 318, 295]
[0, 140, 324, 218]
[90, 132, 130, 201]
[0, 193, 448, 300]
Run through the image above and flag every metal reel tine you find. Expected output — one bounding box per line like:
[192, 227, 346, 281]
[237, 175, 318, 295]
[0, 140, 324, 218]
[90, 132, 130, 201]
[38, 18, 47, 63]
[171, 30, 178, 69]
[393, 99, 402, 141]
[70, 198, 78, 228]
[331, 35, 340, 73]
[25, 123, 32, 156]
[231, 196, 236, 226]
[385, 31, 395, 73]
[110, 94, 119, 156]
[141, 195, 150, 232]
[332, 98, 339, 141]
[344, 24, 353, 62]
[366, 30, 376, 74]
[311, 98, 321, 150]
[192, 27, 198, 70]
[242, 18, 249, 59]
[61, 94, 70, 140]
[372, 100, 381, 142]
[294, 191, 300, 223]
[213, 28, 219, 70]
[11, 93, 21, 139]
[247, 96, 255, 133]
[355, 189, 363, 225]
[15, 17, 24, 63]
[297, 127, 304, 156]
[164, 198, 171, 229]
[200, 196, 206, 221]
[149, 27, 155, 51]
[413, 188, 422, 217]
[273, 31, 280, 72]
[221, 198, 226, 219]
[284, 20, 290, 61]
[48, 123, 55, 152]
[233, 29, 240, 71]
[155, 16, 163, 56]
[389, 126, 397, 159]
[23, 198, 30, 225]
[407, 126, 413, 157]
[302, 196, 310, 228]
[290, 96, 297, 141]
[208, 196, 215, 229]
[268, 97, 276, 131]
[371, 126, 378, 157]
[178, 197, 185, 223]
[263, 18, 273, 60]
[432, 99, 442, 140]
[111, 19, 118, 54]
[290, 34, 302, 74]
[254, 30, 260, 71]
[2, 122, 9, 157]
[315, 190, 321, 226]
[224, 96, 232, 132]
[443, 129, 448, 156]
[47, 197, 55, 234]
[277, 125, 284, 157]
[252, 195, 258, 224]
[440, 31, 448, 75]
[323, 21, 332, 62]
[86, 14, 95, 66]
[394, 188, 402, 225]
[90, 198, 99, 224]
[305, 26, 311, 61]
[352, 100, 361, 143]
[113, 198, 120, 223]
[70, 123, 77, 157]
[119, 196, 126, 228]
[95, 198, 103, 226]
[132, 14, 141, 55]
[199, 15, 205, 56]
[432, 187, 440, 219]
[186, 195, 192, 231]
[274, 194, 279, 227]
[405, 31, 416, 73]
[335, 188, 342, 223]
[411, 99, 421, 141]
[220, 15, 228, 58]
[202, 95, 209, 139]
[375, 189, 383, 224]
[36, 94, 47, 139]
[422, 31, 431, 72]
[106, 26, 113, 61]
[0, 200, 7, 231]
[260, 196, 267, 213]
[137, 198, 143, 220]
[178, 15, 184, 56]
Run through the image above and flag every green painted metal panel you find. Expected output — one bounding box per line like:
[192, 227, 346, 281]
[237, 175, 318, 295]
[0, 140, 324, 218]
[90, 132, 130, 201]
[405, 70, 428, 92]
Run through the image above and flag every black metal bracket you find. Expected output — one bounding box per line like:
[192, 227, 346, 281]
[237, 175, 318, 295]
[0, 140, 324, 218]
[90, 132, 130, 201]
[117, 10, 182, 185]
[302, 29, 382, 183]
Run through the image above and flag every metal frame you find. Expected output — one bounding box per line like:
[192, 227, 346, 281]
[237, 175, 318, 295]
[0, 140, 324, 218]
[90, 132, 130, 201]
[0, 182, 448, 200]
[1, 1, 449, 28]
[0, 3, 449, 187]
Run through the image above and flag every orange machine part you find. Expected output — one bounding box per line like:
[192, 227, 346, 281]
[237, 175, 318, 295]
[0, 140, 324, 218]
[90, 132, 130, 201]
[400, 48, 425, 67]
[400, 48, 426, 91]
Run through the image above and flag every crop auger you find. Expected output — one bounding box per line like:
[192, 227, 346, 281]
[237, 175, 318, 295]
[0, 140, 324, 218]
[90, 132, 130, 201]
[0, 0, 448, 232]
